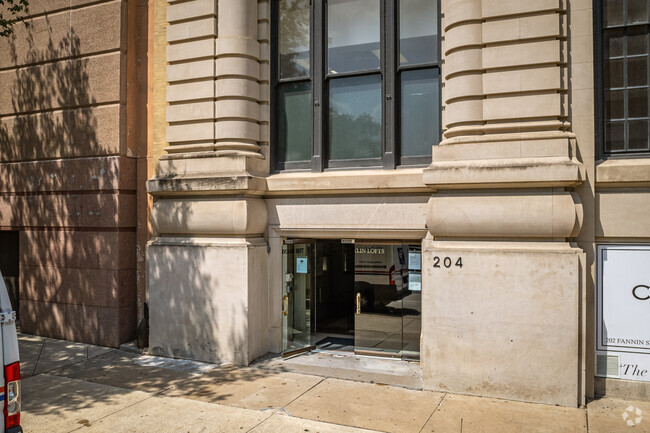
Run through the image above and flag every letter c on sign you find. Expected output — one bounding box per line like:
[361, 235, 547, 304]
[633, 285, 650, 300]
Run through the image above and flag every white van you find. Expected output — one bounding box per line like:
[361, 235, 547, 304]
[0, 272, 21, 433]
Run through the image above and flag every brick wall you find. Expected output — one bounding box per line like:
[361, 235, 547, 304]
[0, 0, 143, 347]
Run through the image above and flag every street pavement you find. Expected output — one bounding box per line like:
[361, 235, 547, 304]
[19, 334, 650, 433]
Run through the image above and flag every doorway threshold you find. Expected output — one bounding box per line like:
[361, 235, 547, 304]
[252, 351, 423, 390]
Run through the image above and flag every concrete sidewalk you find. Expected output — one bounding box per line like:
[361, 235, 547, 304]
[19, 334, 649, 433]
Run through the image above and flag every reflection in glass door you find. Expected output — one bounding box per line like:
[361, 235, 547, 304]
[282, 240, 316, 355]
[354, 243, 421, 359]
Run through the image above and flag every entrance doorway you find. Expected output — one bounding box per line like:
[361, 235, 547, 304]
[281, 239, 421, 360]
[0, 231, 19, 321]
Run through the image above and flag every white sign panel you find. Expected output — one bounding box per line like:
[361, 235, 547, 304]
[596, 245, 650, 382]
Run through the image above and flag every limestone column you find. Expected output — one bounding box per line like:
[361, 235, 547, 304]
[442, 0, 484, 140]
[215, 0, 262, 157]
[147, 0, 269, 366]
[421, 0, 586, 407]
[165, 0, 218, 154]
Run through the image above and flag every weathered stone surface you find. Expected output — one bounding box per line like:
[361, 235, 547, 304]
[421, 242, 583, 406]
[148, 237, 268, 365]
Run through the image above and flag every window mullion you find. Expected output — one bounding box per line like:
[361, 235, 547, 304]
[383, 0, 396, 169]
[312, 0, 324, 172]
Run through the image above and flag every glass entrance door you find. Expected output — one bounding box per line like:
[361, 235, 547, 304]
[354, 243, 422, 359]
[282, 239, 316, 355]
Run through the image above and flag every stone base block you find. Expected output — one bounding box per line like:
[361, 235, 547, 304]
[421, 241, 584, 407]
[595, 377, 650, 401]
[147, 236, 268, 365]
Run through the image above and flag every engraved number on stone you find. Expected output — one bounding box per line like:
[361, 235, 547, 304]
[433, 256, 463, 269]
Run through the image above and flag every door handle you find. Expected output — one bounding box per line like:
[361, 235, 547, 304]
[283, 295, 289, 316]
[356, 293, 361, 315]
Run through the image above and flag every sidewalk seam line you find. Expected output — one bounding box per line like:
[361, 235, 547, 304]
[243, 408, 282, 433]
[257, 410, 390, 433]
[36, 348, 119, 377]
[65, 386, 175, 433]
[418, 392, 448, 433]
[271, 378, 393, 433]
[31, 339, 45, 377]
[242, 377, 323, 433]
[282, 377, 325, 411]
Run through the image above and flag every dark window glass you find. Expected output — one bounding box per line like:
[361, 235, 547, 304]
[605, 32, 625, 57]
[327, 0, 380, 74]
[605, 122, 626, 151]
[629, 120, 650, 149]
[628, 57, 648, 86]
[605, 90, 625, 119]
[601, 2, 650, 155]
[400, 68, 438, 157]
[628, 87, 648, 117]
[279, 0, 311, 79]
[627, 0, 648, 25]
[278, 82, 312, 163]
[399, 0, 437, 66]
[627, 32, 647, 54]
[605, 59, 625, 88]
[329, 75, 382, 160]
[605, 0, 624, 26]
[274, 0, 440, 170]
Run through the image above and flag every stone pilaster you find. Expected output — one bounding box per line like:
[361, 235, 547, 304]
[147, 0, 269, 366]
[421, 0, 587, 407]
[214, 0, 263, 157]
[165, 0, 218, 154]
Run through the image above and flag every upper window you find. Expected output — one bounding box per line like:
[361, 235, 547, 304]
[601, 0, 650, 155]
[273, 0, 440, 171]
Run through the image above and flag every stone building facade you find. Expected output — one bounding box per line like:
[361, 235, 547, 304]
[1, 0, 649, 409]
[0, 0, 151, 347]
[147, 0, 650, 407]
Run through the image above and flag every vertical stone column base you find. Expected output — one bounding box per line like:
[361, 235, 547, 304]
[147, 236, 268, 365]
[421, 240, 585, 407]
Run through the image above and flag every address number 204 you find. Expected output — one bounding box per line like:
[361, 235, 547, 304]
[432, 256, 463, 269]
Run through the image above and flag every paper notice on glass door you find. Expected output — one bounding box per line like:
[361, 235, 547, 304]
[409, 273, 422, 291]
[409, 250, 421, 270]
[296, 257, 308, 274]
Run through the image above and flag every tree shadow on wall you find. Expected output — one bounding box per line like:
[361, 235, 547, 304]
[0, 24, 99, 160]
[147, 199, 254, 367]
[0, 17, 130, 348]
[0, 14, 283, 419]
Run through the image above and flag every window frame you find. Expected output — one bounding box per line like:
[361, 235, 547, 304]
[596, 0, 650, 158]
[271, 0, 442, 173]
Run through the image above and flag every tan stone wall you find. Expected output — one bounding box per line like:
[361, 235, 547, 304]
[569, 0, 597, 400]
[152, 0, 168, 168]
[0, 0, 146, 347]
[145, 0, 648, 404]
[421, 0, 590, 406]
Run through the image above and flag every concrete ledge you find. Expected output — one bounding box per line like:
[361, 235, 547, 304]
[595, 377, 650, 401]
[596, 158, 650, 187]
[424, 157, 584, 189]
[266, 168, 429, 196]
[424, 137, 584, 189]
